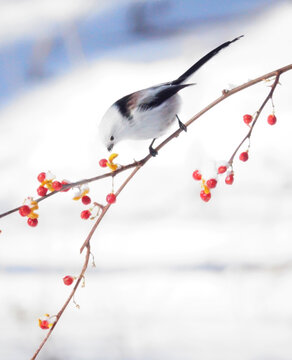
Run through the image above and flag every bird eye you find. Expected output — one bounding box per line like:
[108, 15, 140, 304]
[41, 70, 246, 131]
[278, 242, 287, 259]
[110, 136, 114, 141]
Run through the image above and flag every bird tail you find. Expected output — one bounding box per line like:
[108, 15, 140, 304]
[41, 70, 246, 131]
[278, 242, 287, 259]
[171, 35, 243, 85]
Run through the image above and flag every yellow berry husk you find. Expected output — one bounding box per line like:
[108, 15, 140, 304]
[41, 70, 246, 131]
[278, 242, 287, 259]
[203, 185, 210, 194]
[107, 163, 118, 171]
[108, 153, 118, 162]
[28, 212, 39, 219]
[200, 179, 210, 194]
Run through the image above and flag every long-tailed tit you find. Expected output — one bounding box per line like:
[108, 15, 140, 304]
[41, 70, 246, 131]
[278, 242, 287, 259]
[99, 35, 243, 156]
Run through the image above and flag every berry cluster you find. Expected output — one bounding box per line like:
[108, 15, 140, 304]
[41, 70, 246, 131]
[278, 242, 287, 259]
[72, 184, 94, 219]
[21, 154, 120, 231]
[99, 153, 119, 171]
[192, 164, 235, 202]
[192, 109, 277, 202]
[19, 172, 71, 228]
[19, 198, 39, 227]
[37, 171, 70, 197]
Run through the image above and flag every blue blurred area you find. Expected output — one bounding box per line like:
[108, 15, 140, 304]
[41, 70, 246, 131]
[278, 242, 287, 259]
[0, 0, 275, 107]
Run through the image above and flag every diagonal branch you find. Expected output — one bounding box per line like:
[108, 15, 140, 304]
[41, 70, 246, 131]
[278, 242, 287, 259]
[1, 64, 291, 220]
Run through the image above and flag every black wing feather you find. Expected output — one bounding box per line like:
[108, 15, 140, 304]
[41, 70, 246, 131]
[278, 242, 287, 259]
[115, 94, 133, 118]
[138, 84, 192, 111]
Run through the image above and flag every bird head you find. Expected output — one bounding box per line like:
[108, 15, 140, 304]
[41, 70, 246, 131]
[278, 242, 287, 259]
[99, 105, 125, 152]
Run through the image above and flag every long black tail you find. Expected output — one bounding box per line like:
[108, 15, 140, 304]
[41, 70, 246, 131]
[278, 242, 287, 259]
[171, 35, 243, 85]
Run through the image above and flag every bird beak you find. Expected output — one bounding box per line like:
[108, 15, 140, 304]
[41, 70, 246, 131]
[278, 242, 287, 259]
[107, 144, 114, 152]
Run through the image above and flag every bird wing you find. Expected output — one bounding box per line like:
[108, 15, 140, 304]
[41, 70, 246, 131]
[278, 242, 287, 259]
[137, 83, 193, 111]
[115, 83, 193, 119]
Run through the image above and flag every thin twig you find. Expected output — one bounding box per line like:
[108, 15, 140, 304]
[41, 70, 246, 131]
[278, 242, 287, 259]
[31, 244, 91, 360]
[80, 165, 142, 253]
[228, 72, 281, 165]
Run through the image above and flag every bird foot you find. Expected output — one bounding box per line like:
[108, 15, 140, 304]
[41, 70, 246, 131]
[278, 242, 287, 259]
[176, 115, 187, 132]
[149, 146, 158, 157]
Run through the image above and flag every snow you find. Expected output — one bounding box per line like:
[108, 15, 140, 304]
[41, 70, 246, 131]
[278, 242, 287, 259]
[0, 1, 292, 359]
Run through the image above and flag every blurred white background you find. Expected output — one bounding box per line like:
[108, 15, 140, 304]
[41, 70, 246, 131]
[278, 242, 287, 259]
[0, 0, 292, 359]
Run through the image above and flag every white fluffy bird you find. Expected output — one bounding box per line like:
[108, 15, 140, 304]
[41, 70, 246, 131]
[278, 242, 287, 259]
[99, 36, 243, 156]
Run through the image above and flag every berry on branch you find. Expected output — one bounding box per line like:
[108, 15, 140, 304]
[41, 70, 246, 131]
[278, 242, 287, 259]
[61, 180, 71, 192]
[81, 196, 91, 205]
[225, 173, 234, 185]
[99, 159, 108, 167]
[63, 275, 75, 286]
[27, 218, 38, 227]
[81, 210, 91, 219]
[239, 151, 249, 162]
[243, 114, 253, 125]
[106, 193, 116, 204]
[37, 186, 48, 197]
[200, 190, 211, 202]
[267, 114, 277, 125]
[19, 205, 31, 217]
[38, 314, 56, 330]
[218, 165, 227, 174]
[206, 178, 217, 189]
[39, 320, 50, 330]
[52, 181, 62, 191]
[37, 172, 46, 183]
[192, 170, 202, 181]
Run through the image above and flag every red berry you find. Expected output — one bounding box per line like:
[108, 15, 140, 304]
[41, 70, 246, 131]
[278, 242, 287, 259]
[37, 172, 46, 183]
[19, 205, 31, 217]
[39, 320, 50, 330]
[81, 210, 91, 219]
[267, 114, 277, 125]
[52, 181, 62, 191]
[61, 180, 70, 192]
[27, 218, 38, 227]
[37, 186, 48, 197]
[99, 159, 108, 167]
[63, 275, 74, 286]
[206, 178, 217, 189]
[225, 173, 234, 185]
[218, 166, 227, 174]
[81, 195, 91, 205]
[200, 190, 211, 202]
[106, 193, 116, 204]
[243, 114, 253, 124]
[239, 151, 249, 162]
[192, 170, 202, 181]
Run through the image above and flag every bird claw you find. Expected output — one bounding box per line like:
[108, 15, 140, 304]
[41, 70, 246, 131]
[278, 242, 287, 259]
[149, 146, 158, 157]
[176, 114, 187, 132]
[179, 120, 187, 132]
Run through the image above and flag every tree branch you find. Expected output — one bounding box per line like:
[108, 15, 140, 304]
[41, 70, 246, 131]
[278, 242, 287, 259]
[1, 64, 291, 359]
[1, 64, 291, 220]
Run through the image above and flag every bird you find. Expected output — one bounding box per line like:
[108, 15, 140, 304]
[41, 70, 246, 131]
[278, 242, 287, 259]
[99, 35, 243, 157]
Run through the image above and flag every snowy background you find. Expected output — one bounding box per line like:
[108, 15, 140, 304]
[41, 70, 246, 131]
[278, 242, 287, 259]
[0, 0, 292, 359]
